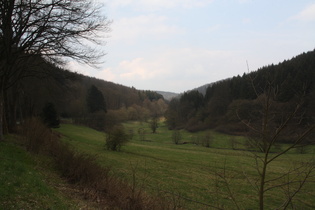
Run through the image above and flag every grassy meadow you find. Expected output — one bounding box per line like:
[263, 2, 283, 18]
[0, 137, 75, 209]
[57, 120, 315, 209]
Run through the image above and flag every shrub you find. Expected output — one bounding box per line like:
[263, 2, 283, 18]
[172, 130, 182, 145]
[105, 125, 130, 151]
[74, 111, 106, 131]
[149, 116, 158, 133]
[20, 117, 52, 154]
[138, 128, 145, 141]
[41, 102, 60, 128]
[201, 133, 212, 148]
[53, 144, 109, 188]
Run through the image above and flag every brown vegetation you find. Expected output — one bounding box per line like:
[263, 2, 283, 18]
[18, 118, 173, 209]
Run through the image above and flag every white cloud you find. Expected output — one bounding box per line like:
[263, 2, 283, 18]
[291, 3, 315, 21]
[118, 57, 166, 80]
[242, 18, 251, 24]
[66, 61, 92, 76]
[94, 47, 247, 92]
[108, 0, 214, 10]
[206, 24, 221, 33]
[237, 0, 252, 4]
[96, 67, 116, 81]
[111, 15, 184, 44]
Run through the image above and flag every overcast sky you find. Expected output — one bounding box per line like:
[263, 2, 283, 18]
[68, 0, 315, 93]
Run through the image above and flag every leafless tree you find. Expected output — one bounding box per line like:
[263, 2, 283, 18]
[149, 115, 159, 133]
[172, 130, 182, 145]
[0, 0, 111, 139]
[239, 78, 315, 209]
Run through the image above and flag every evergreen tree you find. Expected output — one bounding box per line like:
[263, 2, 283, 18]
[86, 85, 107, 113]
[41, 102, 60, 128]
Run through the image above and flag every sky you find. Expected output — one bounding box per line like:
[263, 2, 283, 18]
[68, 0, 315, 93]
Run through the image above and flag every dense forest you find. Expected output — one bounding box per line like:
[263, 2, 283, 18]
[166, 49, 315, 139]
[5, 49, 315, 137]
[4, 59, 167, 132]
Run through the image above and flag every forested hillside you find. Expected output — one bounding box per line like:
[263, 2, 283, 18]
[5, 60, 167, 132]
[166, 49, 315, 137]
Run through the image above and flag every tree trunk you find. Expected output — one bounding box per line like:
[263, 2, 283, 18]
[259, 157, 268, 210]
[0, 89, 4, 141]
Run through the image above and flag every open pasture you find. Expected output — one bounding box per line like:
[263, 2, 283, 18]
[57, 121, 315, 209]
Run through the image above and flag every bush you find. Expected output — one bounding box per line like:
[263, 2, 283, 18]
[18, 120, 168, 208]
[74, 111, 106, 131]
[172, 130, 182, 145]
[201, 133, 212, 148]
[41, 102, 60, 128]
[185, 117, 207, 132]
[53, 144, 109, 187]
[105, 125, 130, 151]
[20, 117, 52, 154]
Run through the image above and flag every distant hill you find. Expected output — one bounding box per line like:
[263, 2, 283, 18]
[12, 60, 168, 125]
[190, 83, 213, 95]
[165, 49, 315, 133]
[156, 91, 179, 101]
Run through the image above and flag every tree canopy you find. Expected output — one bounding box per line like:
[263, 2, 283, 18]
[0, 0, 110, 139]
[86, 85, 106, 113]
[166, 49, 315, 134]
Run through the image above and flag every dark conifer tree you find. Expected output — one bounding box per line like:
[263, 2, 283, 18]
[41, 102, 60, 128]
[86, 85, 107, 113]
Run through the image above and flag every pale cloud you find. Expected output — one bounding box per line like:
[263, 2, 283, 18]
[119, 57, 165, 80]
[291, 3, 315, 21]
[108, 0, 214, 10]
[206, 24, 221, 33]
[67, 1, 315, 93]
[95, 47, 247, 92]
[66, 61, 91, 76]
[96, 68, 116, 81]
[242, 18, 251, 24]
[111, 15, 184, 44]
[237, 0, 252, 4]
[98, 57, 168, 83]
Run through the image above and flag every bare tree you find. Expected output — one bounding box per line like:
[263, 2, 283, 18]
[239, 79, 315, 209]
[172, 130, 182, 145]
[0, 0, 111, 139]
[149, 115, 158, 133]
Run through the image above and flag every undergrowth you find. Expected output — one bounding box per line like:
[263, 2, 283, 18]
[14, 117, 170, 209]
[0, 137, 71, 209]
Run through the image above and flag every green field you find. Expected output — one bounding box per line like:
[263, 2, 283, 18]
[0, 137, 74, 209]
[57, 121, 315, 209]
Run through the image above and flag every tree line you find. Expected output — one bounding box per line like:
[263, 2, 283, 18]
[4, 61, 167, 131]
[0, 0, 167, 137]
[166, 49, 315, 139]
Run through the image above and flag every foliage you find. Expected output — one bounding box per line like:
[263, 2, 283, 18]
[149, 116, 159, 133]
[139, 90, 164, 101]
[165, 49, 315, 133]
[239, 83, 315, 209]
[201, 132, 212, 147]
[21, 117, 53, 154]
[0, 0, 111, 139]
[86, 85, 107, 113]
[41, 102, 60, 128]
[105, 125, 130, 151]
[74, 111, 107, 131]
[5, 122, 163, 209]
[172, 130, 182, 145]
[4, 67, 167, 133]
